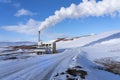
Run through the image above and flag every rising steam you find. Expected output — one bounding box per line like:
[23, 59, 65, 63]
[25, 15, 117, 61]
[39, 0, 120, 31]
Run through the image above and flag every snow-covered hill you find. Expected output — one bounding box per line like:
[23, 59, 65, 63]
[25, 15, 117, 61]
[57, 30, 120, 49]
[0, 30, 120, 80]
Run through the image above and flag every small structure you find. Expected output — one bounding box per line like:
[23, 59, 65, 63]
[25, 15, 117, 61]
[34, 31, 57, 54]
[52, 42, 57, 53]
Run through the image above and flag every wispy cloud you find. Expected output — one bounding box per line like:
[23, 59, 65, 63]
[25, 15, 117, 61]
[0, 0, 11, 3]
[13, 3, 21, 8]
[14, 8, 36, 17]
[0, 0, 21, 8]
[1, 19, 41, 35]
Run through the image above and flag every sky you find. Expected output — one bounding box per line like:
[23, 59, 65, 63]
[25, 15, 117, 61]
[0, 0, 120, 42]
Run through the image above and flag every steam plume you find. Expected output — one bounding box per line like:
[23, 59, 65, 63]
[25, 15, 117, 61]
[39, 0, 120, 31]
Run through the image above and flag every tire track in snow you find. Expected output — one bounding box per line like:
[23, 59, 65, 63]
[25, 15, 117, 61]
[0, 50, 76, 80]
[0, 54, 62, 79]
[41, 52, 75, 80]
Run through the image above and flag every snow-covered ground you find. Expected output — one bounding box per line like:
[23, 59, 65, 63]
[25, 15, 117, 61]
[0, 30, 120, 80]
[0, 42, 37, 61]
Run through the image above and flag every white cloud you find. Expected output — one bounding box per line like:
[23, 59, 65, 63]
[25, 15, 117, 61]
[1, 19, 41, 35]
[39, 0, 120, 31]
[13, 3, 21, 8]
[1, 18, 68, 39]
[14, 8, 36, 17]
[0, 0, 11, 3]
[0, 0, 21, 8]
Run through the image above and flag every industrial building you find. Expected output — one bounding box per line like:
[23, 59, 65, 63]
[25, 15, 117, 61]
[34, 31, 57, 54]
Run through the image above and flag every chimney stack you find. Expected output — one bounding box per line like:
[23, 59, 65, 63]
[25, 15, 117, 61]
[38, 31, 40, 42]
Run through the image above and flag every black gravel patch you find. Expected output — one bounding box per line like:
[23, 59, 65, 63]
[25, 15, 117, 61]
[53, 66, 87, 80]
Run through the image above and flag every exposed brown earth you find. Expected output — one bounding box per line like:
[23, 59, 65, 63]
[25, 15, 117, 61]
[11, 45, 37, 50]
[95, 58, 120, 75]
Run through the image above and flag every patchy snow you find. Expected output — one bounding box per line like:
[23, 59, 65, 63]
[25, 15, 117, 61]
[0, 30, 120, 80]
[100, 38, 120, 45]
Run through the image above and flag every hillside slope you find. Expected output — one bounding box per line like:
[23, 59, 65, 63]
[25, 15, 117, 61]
[0, 30, 120, 80]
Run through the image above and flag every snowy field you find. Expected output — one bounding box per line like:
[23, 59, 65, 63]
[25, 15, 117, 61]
[0, 30, 120, 80]
[0, 42, 37, 60]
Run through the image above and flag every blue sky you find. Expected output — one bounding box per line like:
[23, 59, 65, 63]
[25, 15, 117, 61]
[0, 0, 120, 42]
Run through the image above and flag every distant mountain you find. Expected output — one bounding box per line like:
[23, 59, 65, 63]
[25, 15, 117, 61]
[0, 41, 36, 47]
